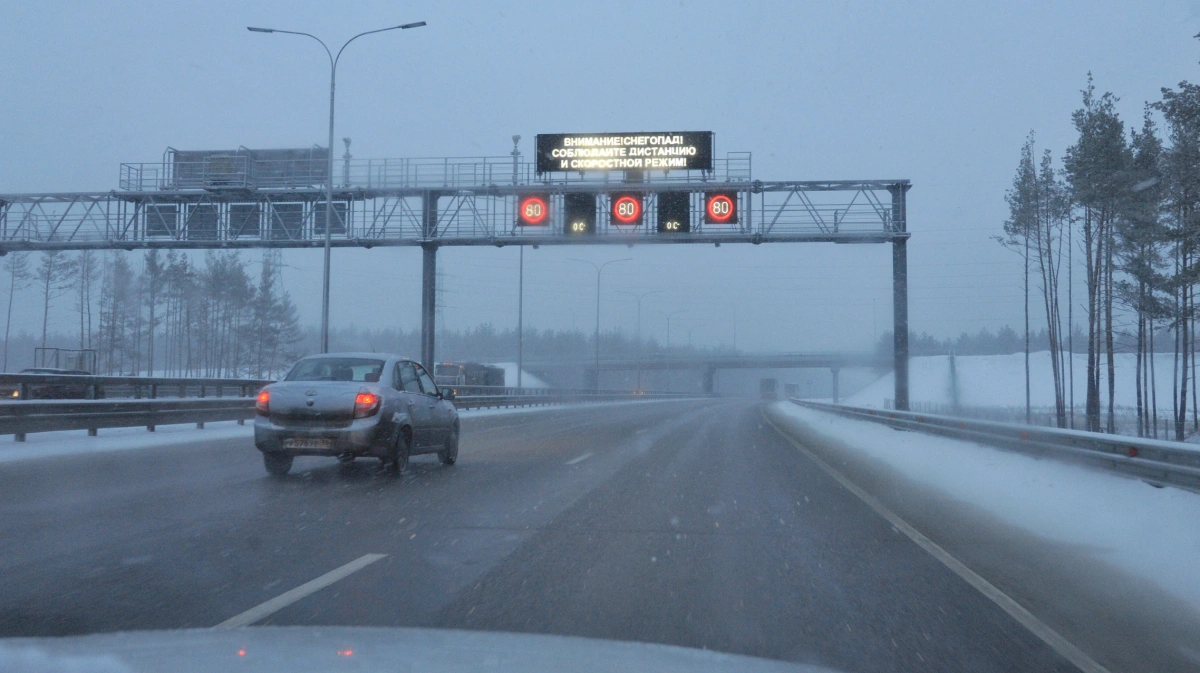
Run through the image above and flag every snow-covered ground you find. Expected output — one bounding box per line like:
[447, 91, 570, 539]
[848, 351, 1186, 410]
[765, 401, 1200, 668]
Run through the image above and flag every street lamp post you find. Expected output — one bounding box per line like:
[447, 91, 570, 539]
[616, 290, 663, 391]
[569, 257, 631, 390]
[249, 21, 426, 353]
[658, 309, 688, 392]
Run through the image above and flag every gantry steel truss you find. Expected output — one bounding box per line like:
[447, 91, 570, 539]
[0, 154, 913, 409]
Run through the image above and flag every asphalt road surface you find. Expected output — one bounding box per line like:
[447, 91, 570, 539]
[0, 399, 1077, 672]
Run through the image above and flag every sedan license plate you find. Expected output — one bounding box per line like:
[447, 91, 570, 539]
[283, 437, 333, 450]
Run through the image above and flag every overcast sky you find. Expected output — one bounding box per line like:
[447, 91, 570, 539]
[3, 1, 1198, 353]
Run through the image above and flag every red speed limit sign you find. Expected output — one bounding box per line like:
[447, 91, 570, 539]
[705, 192, 738, 224]
[610, 194, 643, 225]
[517, 194, 550, 226]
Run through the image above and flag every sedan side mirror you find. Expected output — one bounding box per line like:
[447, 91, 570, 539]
[441, 389, 456, 401]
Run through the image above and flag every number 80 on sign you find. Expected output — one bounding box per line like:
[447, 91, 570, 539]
[517, 194, 550, 226]
[705, 192, 738, 224]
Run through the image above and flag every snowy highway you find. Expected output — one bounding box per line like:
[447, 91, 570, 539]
[2, 398, 1194, 671]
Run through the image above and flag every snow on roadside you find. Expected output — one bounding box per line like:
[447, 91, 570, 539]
[0, 421, 254, 464]
[847, 351, 1184, 409]
[768, 401, 1200, 613]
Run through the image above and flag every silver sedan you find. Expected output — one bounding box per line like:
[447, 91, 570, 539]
[253, 353, 459, 477]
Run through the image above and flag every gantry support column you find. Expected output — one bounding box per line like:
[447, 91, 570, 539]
[890, 183, 911, 411]
[420, 191, 441, 372]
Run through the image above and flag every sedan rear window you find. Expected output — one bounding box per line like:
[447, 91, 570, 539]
[285, 358, 386, 383]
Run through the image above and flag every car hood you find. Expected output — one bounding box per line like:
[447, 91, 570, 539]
[0, 626, 841, 673]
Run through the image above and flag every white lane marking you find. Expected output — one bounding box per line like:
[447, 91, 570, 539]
[762, 411, 1109, 673]
[565, 451, 593, 465]
[214, 553, 387, 629]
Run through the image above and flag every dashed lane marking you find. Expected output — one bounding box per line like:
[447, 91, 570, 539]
[565, 452, 593, 465]
[213, 553, 387, 629]
[762, 410, 1108, 673]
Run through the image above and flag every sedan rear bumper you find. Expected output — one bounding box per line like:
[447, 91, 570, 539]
[254, 416, 393, 458]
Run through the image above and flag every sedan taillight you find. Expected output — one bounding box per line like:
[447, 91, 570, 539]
[354, 392, 381, 419]
[256, 390, 270, 416]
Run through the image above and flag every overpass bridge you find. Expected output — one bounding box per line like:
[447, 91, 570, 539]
[524, 352, 891, 399]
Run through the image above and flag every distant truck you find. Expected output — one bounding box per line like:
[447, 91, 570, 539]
[759, 378, 778, 400]
[434, 362, 505, 388]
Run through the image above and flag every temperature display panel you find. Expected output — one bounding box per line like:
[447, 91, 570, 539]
[657, 192, 690, 233]
[564, 193, 596, 235]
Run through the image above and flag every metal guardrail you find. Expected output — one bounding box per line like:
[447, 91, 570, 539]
[0, 373, 272, 400]
[0, 398, 256, 440]
[0, 388, 706, 441]
[787, 399, 1200, 494]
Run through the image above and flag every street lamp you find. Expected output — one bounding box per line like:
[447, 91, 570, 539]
[569, 257, 631, 390]
[249, 21, 426, 353]
[657, 309, 688, 392]
[616, 289, 663, 391]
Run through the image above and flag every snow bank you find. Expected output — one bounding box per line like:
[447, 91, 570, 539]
[767, 401, 1200, 614]
[848, 351, 1186, 409]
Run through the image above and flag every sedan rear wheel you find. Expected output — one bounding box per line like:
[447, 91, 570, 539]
[263, 452, 293, 477]
[386, 427, 411, 476]
[439, 424, 459, 465]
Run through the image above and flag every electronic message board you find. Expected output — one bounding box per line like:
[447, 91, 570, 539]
[536, 132, 714, 173]
[705, 191, 738, 224]
[564, 193, 596, 235]
[517, 194, 549, 226]
[610, 193, 643, 226]
[657, 192, 690, 233]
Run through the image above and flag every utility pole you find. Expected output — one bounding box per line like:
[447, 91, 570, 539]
[657, 309, 688, 392]
[570, 257, 631, 390]
[512, 135, 524, 388]
[517, 245, 524, 389]
[617, 290, 663, 391]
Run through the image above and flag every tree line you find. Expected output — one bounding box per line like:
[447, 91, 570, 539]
[2, 250, 302, 379]
[1001, 69, 1200, 439]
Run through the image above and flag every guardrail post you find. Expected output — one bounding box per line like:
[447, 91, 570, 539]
[147, 384, 157, 432]
[197, 385, 206, 429]
[87, 383, 98, 436]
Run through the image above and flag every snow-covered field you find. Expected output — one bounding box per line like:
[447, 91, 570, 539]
[848, 351, 1186, 410]
[765, 401, 1200, 668]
